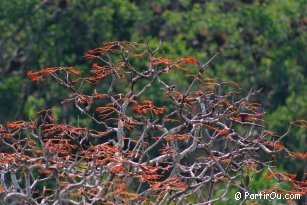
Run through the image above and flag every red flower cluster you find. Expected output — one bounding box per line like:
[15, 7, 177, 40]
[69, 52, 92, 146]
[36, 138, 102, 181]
[181, 56, 198, 64]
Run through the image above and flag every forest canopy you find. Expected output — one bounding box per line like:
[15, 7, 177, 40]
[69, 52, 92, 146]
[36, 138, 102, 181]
[0, 0, 306, 204]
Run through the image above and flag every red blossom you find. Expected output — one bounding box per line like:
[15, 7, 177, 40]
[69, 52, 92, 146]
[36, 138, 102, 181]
[181, 56, 198, 64]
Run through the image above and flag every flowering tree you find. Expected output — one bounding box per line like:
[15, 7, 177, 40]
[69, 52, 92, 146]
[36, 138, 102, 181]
[0, 41, 306, 204]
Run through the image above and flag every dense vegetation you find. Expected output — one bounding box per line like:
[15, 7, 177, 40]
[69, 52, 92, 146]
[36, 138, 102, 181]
[0, 0, 306, 204]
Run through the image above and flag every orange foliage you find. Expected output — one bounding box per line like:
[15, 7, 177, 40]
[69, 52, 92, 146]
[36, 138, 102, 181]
[181, 56, 198, 64]
[132, 100, 166, 115]
[266, 141, 285, 151]
[27, 67, 80, 81]
[289, 152, 307, 159]
[7, 120, 36, 129]
[150, 57, 175, 65]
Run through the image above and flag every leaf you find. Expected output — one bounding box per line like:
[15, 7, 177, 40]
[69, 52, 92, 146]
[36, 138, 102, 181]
[244, 175, 250, 187]
[132, 100, 166, 115]
[110, 166, 125, 173]
[289, 152, 307, 159]
[0, 185, 4, 193]
[266, 141, 285, 151]
[150, 57, 174, 65]
[291, 120, 307, 128]
[27, 67, 81, 81]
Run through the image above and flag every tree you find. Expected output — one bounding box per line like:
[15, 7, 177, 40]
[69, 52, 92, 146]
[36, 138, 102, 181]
[0, 41, 306, 204]
[1, 1, 306, 182]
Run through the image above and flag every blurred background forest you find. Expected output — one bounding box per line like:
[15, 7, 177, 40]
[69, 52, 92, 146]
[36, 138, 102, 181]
[0, 0, 306, 203]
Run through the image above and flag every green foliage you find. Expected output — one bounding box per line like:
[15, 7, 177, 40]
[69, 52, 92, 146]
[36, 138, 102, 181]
[0, 76, 23, 121]
[0, 0, 306, 202]
[24, 96, 44, 119]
